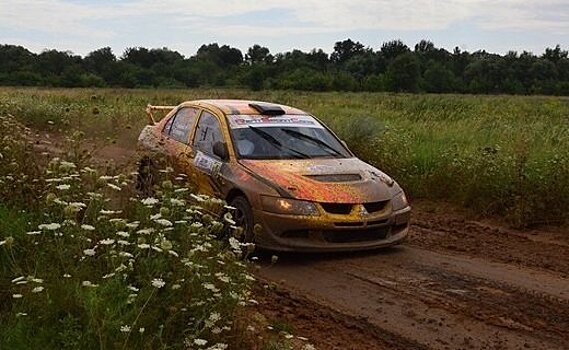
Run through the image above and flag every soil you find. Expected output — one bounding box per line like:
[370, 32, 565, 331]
[32, 131, 569, 349]
[254, 202, 569, 350]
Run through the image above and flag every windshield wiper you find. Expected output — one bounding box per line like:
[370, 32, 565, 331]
[281, 129, 344, 157]
[247, 126, 311, 159]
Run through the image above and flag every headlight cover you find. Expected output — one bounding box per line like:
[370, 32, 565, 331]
[261, 196, 320, 216]
[392, 191, 408, 211]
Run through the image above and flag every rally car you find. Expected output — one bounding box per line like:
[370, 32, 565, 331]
[137, 99, 410, 252]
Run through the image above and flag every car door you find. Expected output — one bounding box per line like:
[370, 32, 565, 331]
[189, 110, 226, 197]
[160, 106, 201, 174]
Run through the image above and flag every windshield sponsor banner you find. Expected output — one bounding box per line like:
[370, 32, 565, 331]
[228, 115, 323, 129]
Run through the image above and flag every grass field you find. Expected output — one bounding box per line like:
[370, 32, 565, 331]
[1, 87, 568, 226]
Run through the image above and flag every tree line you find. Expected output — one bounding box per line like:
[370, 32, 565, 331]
[1, 39, 568, 95]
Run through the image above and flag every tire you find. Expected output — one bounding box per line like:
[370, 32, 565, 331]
[230, 196, 254, 243]
[136, 156, 158, 195]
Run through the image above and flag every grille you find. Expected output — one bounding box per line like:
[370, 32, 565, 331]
[363, 200, 389, 213]
[320, 203, 353, 214]
[304, 174, 362, 182]
[323, 227, 390, 243]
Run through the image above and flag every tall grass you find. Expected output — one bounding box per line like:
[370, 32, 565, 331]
[1, 87, 568, 226]
[0, 114, 257, 349]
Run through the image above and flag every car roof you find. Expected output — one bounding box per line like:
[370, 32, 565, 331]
[188, 99, 307, 116]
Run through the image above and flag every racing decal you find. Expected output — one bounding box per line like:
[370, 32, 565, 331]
[228, 115, 324, 129]
[194, 151, 222, 175]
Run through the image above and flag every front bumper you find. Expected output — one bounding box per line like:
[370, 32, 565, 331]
[252, 205, 411, 252]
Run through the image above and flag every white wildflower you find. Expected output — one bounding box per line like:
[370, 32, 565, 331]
[59, 161, 76, 170]
[154, 219, 173, 227]
[194, 339, 208, 346]
[141, 197, 159, 206]
[126, 221, 139, 229]
[82, 280, 98, 288]
[170, 198, 185, 206]
[83, 248, 96, 256]
[38, 223, 61, 231]
[127, 285, 139, 292]
[11, 276, 25, 283]
[100, 209, 122, 215]
[69, 202, 86, 209]
[151, 278, 165, 289]
[136, 228, 154, 235]
[107, 183, 121, 191]
[228, 237, 241, 252]
[202, 283, 218, 292]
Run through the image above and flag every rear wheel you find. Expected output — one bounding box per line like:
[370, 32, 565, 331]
[230, 196, 254, 243]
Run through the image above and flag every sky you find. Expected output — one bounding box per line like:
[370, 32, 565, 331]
[0, 0, 568, 58]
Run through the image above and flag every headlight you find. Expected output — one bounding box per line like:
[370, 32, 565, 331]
[261, 196, 319, 216]
[392, 191, 408, 211]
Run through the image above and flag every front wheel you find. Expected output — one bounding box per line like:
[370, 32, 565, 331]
[230, 196, 254, 243]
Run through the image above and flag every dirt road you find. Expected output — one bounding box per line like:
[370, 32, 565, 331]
[255, 203, 569, 350]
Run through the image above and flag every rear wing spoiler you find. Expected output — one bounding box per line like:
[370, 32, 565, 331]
[145, 104, 176, 125]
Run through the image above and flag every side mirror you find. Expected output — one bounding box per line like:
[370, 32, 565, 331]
[213, 141, 230, 161]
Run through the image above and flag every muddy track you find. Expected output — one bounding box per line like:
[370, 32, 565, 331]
[256, 209, 569, 350]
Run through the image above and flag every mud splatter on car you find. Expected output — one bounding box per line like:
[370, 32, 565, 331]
[138, 100, 410, 252]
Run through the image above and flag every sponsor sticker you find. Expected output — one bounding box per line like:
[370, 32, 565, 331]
[228, 115, 323, 129]
[194, 151, 222, 174]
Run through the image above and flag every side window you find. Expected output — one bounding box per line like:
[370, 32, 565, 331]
[192, 112, 224, 155]
[165, 107, 199, 143]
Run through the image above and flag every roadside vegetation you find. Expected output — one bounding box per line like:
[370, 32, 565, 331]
[1, 87, 567, 227]
[0, 114, 258, 349]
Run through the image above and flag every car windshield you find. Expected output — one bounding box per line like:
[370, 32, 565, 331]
[228, 115, 351, 160]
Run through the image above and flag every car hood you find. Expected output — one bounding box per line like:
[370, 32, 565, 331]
[239, 158, 395, 203]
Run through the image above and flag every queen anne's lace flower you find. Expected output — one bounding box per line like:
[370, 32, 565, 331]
[151, 278, 165, 289]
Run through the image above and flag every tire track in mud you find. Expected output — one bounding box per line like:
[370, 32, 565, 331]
[409, 209, 569, 278]
[257, 246, 569, 349]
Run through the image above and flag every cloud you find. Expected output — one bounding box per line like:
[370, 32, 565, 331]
[0, 0, 567, 55]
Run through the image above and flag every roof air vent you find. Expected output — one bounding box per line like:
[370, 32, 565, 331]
[249, 103, 286, 116]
